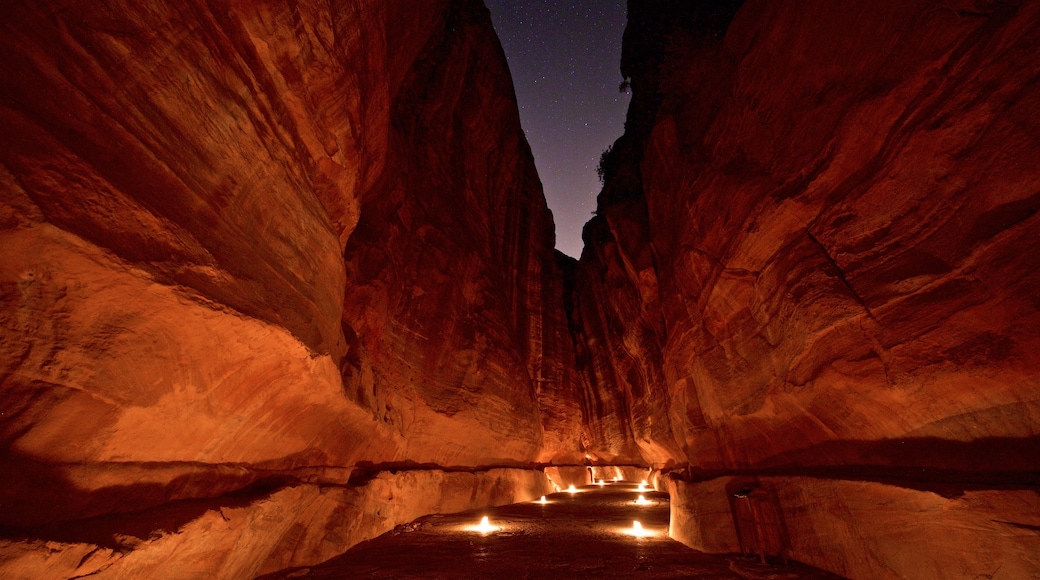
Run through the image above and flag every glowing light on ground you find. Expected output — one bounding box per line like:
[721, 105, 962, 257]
[536, 496, 548, 504]
[612, 476, 620, 482]
[625, 520, 656, 538]
[467, 516, 501, 534]
[634, 495, 652, 506]
[567, 484, 579, 494]
[597, 480, 605, 487]
[637, 482, 647, 492]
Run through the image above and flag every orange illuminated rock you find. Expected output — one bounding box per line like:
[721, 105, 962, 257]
[575, 0, 1040, 480]
[5, 0, 1037, 576]
[0, 0, 582, 573]
[574, 0, 1040, 577]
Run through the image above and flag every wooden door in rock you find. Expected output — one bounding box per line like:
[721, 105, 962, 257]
[729, 482, 789, 564]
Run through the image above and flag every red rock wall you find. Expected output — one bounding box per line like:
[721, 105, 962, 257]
[668, 476, 1040, 579]
[338, 0, 583, 466]
[0, 468, 552, 579]
[574, 0, 1040, 576]
[0, 0, 582, 568]
[576, 0, 1040, 481]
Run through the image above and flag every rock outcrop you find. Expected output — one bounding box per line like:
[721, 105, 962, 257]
[572, 0, 1040, 577]
[337, 0, 582, 466]
[0, 468, 551, 579]
[5, 0, 1039, 576]
[0, 0, 581, 575]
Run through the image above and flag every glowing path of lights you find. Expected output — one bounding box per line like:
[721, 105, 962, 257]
[477, 481, 654, 537]
[264, 480, 842, 579]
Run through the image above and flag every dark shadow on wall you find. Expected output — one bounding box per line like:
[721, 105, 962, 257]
[0, 451, 309, 534]
[675, 435, 1040, 498]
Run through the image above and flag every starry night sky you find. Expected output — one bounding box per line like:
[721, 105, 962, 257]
[483, 0, 630, 259]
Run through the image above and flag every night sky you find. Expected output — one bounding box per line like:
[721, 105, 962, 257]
[483, 0, 630, 259]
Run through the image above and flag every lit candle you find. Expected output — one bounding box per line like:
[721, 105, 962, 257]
[470, 516, 500, 534]
[627, 520, 654, 537]
[537, 495, 548, 504]
[567, 484, 578, 493]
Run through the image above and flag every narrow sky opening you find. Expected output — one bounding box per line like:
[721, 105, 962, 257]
[484, 0, 630, 259]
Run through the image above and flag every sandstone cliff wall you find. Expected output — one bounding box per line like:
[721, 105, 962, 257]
[578, 0, 1040, 484]
[572, 0, 1040, 577]
[0, 0, 581, 574]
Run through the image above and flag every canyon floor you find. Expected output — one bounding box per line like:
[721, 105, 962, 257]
[260, 482, 842, 579]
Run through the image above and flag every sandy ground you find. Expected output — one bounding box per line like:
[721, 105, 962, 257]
[259, 482, 843, 579]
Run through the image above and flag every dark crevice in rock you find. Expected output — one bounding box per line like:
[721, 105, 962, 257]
[991, 520, 1040, 532]
[344, 461, 649, 487]
[670, 465, 1040, 500]
[0, 476, 290, 549]
[805, 229, 876, 320]
[666, 435, 1040, 498]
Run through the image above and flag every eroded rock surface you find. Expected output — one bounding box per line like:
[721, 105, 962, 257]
[0, 0, 582, 575]
[4, 0, 1038, 577]
[572, 0, 1040, 577]
[576, 0, 1040, 484]
[0, 468, 551, 579]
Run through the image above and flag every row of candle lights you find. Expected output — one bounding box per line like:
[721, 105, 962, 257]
[466, 478, 658, 538]
[625, 479, 656, 537]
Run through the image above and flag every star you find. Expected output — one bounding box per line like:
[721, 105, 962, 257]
[484, 0, 630, 259]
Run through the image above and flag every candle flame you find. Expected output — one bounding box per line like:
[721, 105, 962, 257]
[567, 484, 578, 493]
[635, 495, 651, 505]
[626, 520, 655, 537]
[468, 516, 500, 534]
[537, 496, 547, 504]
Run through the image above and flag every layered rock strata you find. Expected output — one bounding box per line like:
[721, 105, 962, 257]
[0, 468, 551, 579]
[668, 476, 1040, 579]
[0, 0, 581, 575]
[572, 0, 1040, 577]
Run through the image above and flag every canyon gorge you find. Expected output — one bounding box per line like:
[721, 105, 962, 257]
[0, 0, 1037, 578]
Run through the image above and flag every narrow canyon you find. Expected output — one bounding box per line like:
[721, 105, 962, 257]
[1, 0, 1037, 578]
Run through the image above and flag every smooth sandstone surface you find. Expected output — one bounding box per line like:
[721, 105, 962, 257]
[573, 0, 1040, 578]
[0, 0, 582, 576]
[2, 0, 1039, 578]
[668, 476, 1040, 580]
[0, 468, 552, 579]
[575, 0, 1040, 472]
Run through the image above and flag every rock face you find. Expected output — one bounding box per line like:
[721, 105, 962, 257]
[572, 0, 1040, 577]
[668, 476, 1040, 579]
[0, 0, 581, 575]
[5, 0, 1039, 576]
[338, 0, 582, 466]
[0, 468, 552, 579]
